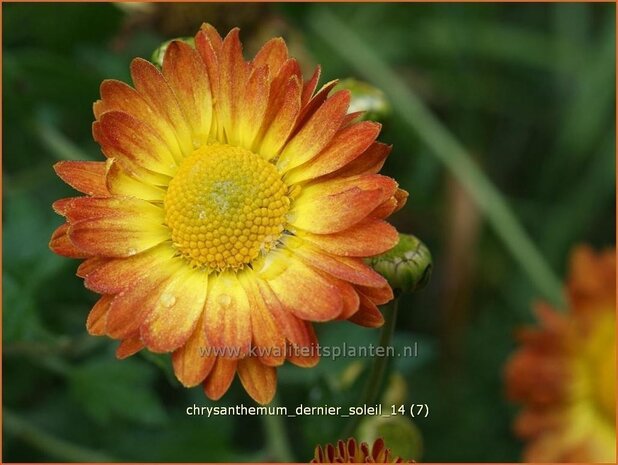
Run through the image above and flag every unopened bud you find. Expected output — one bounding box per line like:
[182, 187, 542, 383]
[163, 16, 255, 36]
[151, 37, 195, 68]
[368, 234, 432, 293]
[358, 415, 423, 461]
[335, 78, 392, 123]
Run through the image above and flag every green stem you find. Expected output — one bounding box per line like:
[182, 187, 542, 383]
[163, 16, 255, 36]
[262, 395, 295, 462]
[309, 9, 566, 310]
[3, 408, 118, 462]
[342, 298, 399, 438]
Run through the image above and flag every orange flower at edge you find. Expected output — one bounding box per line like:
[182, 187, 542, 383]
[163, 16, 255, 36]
[49, 24, 407, 405]
[505, 245, 616, 462]
[312, 437, 413, 463]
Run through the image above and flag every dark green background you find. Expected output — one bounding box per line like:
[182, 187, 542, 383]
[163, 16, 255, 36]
[3, 2, 615, 462]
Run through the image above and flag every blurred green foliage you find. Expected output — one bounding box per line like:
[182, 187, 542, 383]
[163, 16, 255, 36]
[3, 2, 615, 463]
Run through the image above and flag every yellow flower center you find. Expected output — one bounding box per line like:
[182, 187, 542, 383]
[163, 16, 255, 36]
[164, 144, 290, 271]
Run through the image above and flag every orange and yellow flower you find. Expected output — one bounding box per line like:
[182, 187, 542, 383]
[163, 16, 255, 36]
[311, 437, 413, 463]
[49, 24, 406, 404]
[505, 246, 616, 462]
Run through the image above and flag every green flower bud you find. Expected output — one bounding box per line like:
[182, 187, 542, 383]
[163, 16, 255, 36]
[358, 415, 423, 461]
[151, 37, 195, 68]
[368, 234, 432, 293]
[334, 78, 392, 123]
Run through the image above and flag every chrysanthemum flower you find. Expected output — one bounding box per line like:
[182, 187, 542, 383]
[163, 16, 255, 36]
[311, 437, 413, 463]
[49, 24, 406, 404]
[505, 246, 615, 462]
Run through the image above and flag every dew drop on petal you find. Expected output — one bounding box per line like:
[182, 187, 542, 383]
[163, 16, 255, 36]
[160, 293, 177, 308]
[217, 293, 232, 307]
[192, 134, 208, 149]
[126, 247, 137, 256]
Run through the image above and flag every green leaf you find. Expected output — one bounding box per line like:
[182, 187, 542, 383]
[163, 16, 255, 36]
[68, 358, 168, 426]
[2, 272, 44, 344]
[139, 351, 180, 386]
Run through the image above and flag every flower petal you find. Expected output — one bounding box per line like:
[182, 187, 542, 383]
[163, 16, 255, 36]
[63, 196, 137, 223]
[289, 238, 387, 288]
[301, 66, 321, 107]
[240, 273, 286, 366]
[53, 161, 109, 196]
[130, 58, 193, 159]
[356, 283, 394, 306]
[238, 65, 270, 150]
[203, 357, 237, 401]
[294, 80, 339, 134]
[84, 244, 175, 293]
[172, 313, 216, 387]
[255, 279, 316, 353]
[69, 218, 167, 259]
[255, 280, 319, 366]
[370, 188, 408, 219]
[237, 357, 277, 405]
[340, 111, 364, 128]
[286, 324, 320, 368]
[86, 295, 113, 336]
[290, 175, 397, 234]
[349, 292, 384, 328]
[329, 142, 391, 178]
[276, 90, 350, 172]
[265, 255, 342, 322]
[52, 198, 75, 216]
[285, 121, 381, 183]
[105, 259, 182, 339]
[253, 37, 288, 75]
[106, 159, 166, 201]
[218, 28, 249, 146]
[49, 223, 88, 258]
[67, 198, 168, 258]
[96, 79, 185, 162]
[297, 219, 398, 257]
[334, 279, 361, 320]
[77, 257, 109, 279]
[195, 29, 220, 94]
[257, 73, 301, 159]
[199, 23, 223, 54]
[392, 188, 409, 213]
[97, 111, 177, 177]
[140, 267, 208, 353]
[116, 337, 144, 359]
[204, 272, 251, 358]
[162, 40, 213, 144]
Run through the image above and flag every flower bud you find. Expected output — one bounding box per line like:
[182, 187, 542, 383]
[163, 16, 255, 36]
[335, 78, 392, 123]
[368, 234, 432, 293]
[358, 415, 423, 461]
[151, 37, 195, 68]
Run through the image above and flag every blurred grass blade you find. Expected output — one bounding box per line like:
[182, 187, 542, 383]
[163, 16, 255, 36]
[35, 118, 92, 161]
[262, 395, 295, 462]
[310, 8, 566, 309]
[541, 133, 616, 262]
[408, 18, 587, 74]
[4, 409, 118, 462]
[544, 19, 615, 187]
